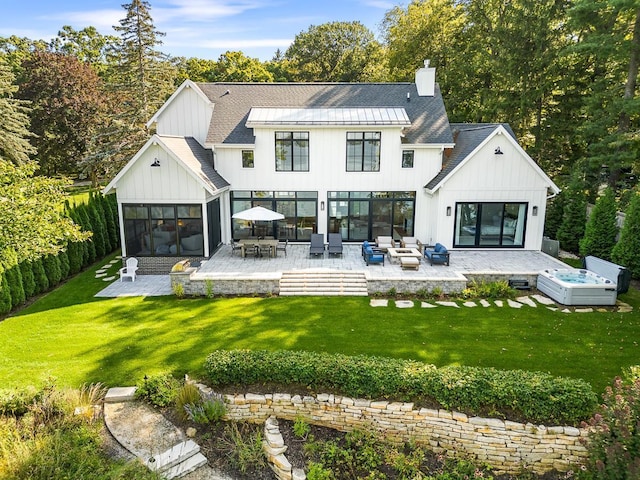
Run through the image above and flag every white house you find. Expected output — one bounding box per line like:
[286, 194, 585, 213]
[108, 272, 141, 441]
[104, 61, 559, 267]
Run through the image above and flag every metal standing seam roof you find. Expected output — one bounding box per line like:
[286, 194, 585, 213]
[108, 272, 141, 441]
[196, 82, 453, 145]
[424, 123, 516, 191]
[246, 107, 412, 126]
[159, 136, 230, 192]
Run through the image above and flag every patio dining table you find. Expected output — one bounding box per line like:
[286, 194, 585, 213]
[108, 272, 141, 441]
[239, 239, 279, 258]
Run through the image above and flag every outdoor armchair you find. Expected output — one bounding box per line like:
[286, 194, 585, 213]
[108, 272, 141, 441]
[119, 257, 139, 282]
[400, 236, 423, 252]
[424, 243, 450, 266]
[375, 236, 395, 252]
[363, 244, 385, 266]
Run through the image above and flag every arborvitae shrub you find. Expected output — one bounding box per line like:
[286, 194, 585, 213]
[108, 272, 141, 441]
[66, 242, 83, 274]
[5, 264, 25, 308]
[32, 257, 49, 294]
[557, 174, 588, 253]
[93, 194, 112, 253]
[87, 200, 106, 258]
[103, 194, 119, 248]
[43, 255, 62, 287]
[58, 250, 70, 280]
[544, 193, 565, 240]
[19, 261, 36, 298]
[78, 205, 96, 264]
[579, 187, 618, 260]
[612, 191, 640, 278]
[0, 271, 12, 315]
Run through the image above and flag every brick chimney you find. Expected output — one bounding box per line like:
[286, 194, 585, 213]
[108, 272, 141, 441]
[415, 60, 436, 97]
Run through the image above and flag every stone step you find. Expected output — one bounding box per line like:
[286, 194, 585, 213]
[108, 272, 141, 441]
[280, 271, 368, 296]
[280, 290, 369, 296]
[145, 440, 200, 473]
[164, 452, 208, 479]
[104, 386, 137, 403]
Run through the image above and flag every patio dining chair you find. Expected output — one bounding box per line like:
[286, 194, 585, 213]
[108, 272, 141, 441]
[276, 239, 288, 257]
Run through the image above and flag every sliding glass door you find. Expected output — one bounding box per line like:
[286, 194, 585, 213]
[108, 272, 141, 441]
[454, 202, 527, 248]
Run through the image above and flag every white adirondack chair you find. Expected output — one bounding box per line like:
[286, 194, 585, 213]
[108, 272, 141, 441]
[119, 257, 139, 282]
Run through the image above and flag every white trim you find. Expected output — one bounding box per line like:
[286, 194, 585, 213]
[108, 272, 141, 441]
[428, 125, 560, 194]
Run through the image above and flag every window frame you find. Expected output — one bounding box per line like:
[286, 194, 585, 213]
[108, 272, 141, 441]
[275, 131, 309, 172]
[241, 150, 254, 168]
[346, 132, 381, 172]
[402, 150, 414, 168]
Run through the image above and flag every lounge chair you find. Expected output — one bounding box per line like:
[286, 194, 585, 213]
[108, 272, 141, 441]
[363, 243, 385, 266]
[400, 236, 423, 252]
[375, 236, 395, 252]
[424, 243, 450, 266]
[327, 233, 343, 256]
[309, 233, 325, 257]
[119, 257, 139, 282]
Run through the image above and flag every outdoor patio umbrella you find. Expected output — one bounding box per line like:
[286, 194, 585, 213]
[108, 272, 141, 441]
[232, 206, 285, 221]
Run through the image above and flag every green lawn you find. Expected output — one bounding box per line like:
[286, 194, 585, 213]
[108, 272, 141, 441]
[1, 252, 638, 394]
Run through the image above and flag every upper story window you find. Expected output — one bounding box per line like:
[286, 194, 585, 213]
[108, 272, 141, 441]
[275, 132, 309, 171]
[402, 150, 414, 168]
[346, 132, 381, 171]
[242, 150, 254, 168]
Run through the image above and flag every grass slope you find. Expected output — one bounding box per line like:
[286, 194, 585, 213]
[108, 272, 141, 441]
[1, 253, 638, 394]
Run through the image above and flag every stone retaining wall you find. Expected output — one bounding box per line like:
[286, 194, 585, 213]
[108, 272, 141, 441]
[220, 391, 589, 475]
[367, 277, 468, 295]
[171, 270, 280, 296]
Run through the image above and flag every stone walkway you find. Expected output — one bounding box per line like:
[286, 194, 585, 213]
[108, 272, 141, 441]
[103, 387, 232, 480]
[370, 295, 633, 313]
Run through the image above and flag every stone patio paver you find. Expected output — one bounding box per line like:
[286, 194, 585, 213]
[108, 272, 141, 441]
[395, 300, 414, 308]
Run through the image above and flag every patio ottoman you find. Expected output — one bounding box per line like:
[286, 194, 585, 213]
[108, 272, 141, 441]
[400, 257, 420, 270]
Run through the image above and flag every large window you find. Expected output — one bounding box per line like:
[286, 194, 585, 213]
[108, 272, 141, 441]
[327, 191, 415, 242]
[454, 202, 527, 248]
[346, 132, 381, 171]
[231, 191, 318, 240]
[123, 204, 204, 256]
[275, 132, 309, 171]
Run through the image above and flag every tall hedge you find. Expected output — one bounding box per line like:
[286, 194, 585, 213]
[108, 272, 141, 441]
[579, 187, 618, 260]
[103, 194, 119, 248]
[31, 257, 49, 295]
[612, 190, 640, 278]
[0, 271, 12, 315]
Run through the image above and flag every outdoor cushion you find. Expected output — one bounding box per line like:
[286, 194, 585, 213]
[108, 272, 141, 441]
[424, 243, 450, 266]
[181, 233, 203, 252]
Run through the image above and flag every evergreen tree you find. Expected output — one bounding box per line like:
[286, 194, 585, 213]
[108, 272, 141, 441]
[557, 172, 588, 253]
[77, 204, 96, 264]
[19, 260, 35, 298]
[102, 194, 119, 249]
[58, 249, 70, 280]
[612, 190, 640, 278]
[66, 242, 83, 275]
[31, 257, 49, 295]
[0, 270, 12, 315]
[43, 254, 62, 287]
[87, 196, 106, 258]
[579, 187, 618, 260]
[0, 56, 35, 164]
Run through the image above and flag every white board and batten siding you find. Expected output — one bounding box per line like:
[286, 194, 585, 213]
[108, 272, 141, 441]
[115, 145, 209, 204]
[431, 136, 552, 250]
[154, 86, 212, 146]
[215, 127, 443, 193]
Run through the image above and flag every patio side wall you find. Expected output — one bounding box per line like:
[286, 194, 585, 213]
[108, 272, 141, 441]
[214, 390, 589, 475]
[171, 270, 280, 296]
[367, 277, 467, 295]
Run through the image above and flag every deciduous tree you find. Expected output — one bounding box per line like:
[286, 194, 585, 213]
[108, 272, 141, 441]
[285, 21, 386, 82]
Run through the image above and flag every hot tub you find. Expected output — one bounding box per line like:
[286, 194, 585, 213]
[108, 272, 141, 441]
[537, 268, 617, 306]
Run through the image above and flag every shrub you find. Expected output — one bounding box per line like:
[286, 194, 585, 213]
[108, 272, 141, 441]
[557, 172, 588, 253]
[461, 280, 515, 299]
[0, 386, 39, 416]
[579, 187, 618, 260]
[134, 373, 181, 407]
[19, 260, 36, 298]
[32, 257, 49, 294]
[184, 392, 227, 425]
[43, 254, 62, 287]
[204, 350, 597, 425]
[578, 376, 640, 479]
[175, 383, 201, 421]
[293, 416, 311, 438]
[611, 190, 640, 278]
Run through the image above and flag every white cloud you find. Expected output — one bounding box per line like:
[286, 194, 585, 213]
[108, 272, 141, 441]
[44, 9, 123, 32]
[362, 0, 395, 9]
[154, 0, 267, 23]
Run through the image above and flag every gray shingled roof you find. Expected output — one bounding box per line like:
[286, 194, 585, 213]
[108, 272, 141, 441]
[160, 136, 230, 191]
[196, 83, 453, 145]
[424, 123, 516, 191]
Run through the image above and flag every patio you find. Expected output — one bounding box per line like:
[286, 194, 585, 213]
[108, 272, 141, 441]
[98, 244, 568, 297]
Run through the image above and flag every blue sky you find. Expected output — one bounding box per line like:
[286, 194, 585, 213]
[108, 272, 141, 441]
[0, 0, 396, 61]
